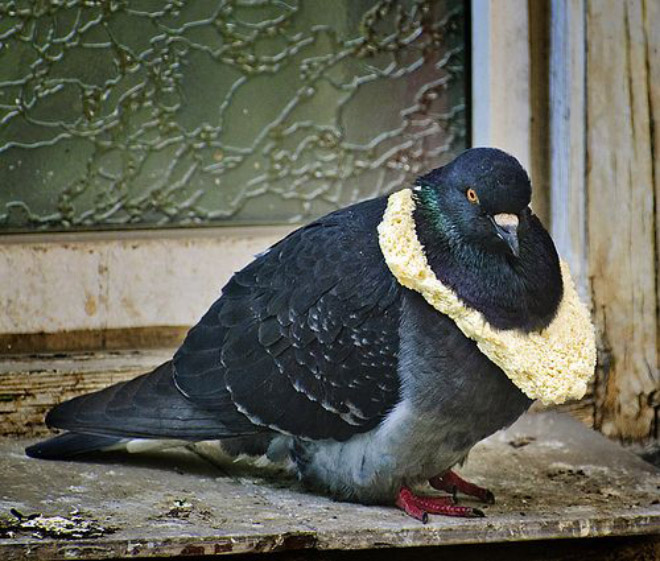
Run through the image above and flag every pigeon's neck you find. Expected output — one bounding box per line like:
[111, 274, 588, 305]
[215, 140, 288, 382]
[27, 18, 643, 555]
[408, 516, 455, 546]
[413, 206, 563, 333]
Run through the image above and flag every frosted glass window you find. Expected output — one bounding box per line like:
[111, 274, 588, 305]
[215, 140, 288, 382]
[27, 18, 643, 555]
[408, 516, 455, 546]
[0, 0, 467, 232]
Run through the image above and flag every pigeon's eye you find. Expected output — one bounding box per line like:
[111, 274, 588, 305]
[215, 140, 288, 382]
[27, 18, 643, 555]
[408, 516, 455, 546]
[466, 188, 479, 204]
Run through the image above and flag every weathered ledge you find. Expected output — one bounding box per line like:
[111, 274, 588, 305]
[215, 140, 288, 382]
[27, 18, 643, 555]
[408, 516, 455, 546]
[1, 411, 658, 560]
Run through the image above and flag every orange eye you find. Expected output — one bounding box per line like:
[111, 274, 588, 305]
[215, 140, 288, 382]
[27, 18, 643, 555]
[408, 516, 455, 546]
[466, 188, 479, 204]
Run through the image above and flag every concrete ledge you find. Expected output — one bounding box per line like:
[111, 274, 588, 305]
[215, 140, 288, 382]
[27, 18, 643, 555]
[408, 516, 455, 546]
[0, 226, 291, 338]
[1, 412, 659, 560]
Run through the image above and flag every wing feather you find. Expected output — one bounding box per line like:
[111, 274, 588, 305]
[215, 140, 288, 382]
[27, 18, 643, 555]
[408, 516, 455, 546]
[173, 197, 402, 441]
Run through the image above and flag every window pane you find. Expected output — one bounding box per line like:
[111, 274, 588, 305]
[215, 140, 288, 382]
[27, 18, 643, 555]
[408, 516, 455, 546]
[0, 0, 467, 232]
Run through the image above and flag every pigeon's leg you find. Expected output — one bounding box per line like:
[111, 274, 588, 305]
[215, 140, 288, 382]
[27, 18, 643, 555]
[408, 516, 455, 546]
[395, 486, 485, 523]
[429, 470, 495, 504]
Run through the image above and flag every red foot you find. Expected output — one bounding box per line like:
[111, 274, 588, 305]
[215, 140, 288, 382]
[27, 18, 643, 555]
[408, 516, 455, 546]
[395, 486, 484, 523]
[429, 470, 495, 504]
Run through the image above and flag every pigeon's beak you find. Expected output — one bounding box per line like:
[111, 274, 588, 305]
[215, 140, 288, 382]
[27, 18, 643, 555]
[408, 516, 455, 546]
[491, 213, 520, 257]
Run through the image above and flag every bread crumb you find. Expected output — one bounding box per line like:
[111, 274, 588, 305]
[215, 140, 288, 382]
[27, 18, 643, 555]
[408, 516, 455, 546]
[378, 188, 596, 405]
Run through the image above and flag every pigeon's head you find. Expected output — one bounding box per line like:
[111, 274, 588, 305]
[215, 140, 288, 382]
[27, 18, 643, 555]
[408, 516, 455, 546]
[414, 148, 532, 258]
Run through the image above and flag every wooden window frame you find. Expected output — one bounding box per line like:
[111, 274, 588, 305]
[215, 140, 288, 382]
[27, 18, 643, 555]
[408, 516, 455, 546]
[3, 0, 543, 351]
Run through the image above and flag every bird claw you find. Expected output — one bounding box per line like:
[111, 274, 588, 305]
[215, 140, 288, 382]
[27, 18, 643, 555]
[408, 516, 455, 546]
[429, 470, 495, 504]
[395, 486, 484, 523]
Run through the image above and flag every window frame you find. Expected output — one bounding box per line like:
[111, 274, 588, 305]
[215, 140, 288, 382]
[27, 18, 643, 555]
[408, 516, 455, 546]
[2, 0, 544, 344]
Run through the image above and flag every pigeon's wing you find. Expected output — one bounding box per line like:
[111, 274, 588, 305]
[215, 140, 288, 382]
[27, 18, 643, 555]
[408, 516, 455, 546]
[173, 197, 402, 441]
[41, 361, 260, 441]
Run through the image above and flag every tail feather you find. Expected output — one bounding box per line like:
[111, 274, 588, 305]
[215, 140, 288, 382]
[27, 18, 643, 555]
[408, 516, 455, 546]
[25, 433, 124, 459]
[39, 361, 260, 442]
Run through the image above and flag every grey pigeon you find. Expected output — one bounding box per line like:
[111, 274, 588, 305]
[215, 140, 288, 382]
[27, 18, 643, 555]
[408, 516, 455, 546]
[27, 148, 567, 522]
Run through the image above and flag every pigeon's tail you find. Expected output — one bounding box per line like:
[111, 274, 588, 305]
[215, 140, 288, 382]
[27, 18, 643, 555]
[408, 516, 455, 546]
[25, 433, 125, 459]
[26, 360, 260, 460]
[25, 433, 193, 459]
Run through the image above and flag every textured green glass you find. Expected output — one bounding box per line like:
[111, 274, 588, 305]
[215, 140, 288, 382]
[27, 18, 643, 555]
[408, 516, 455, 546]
[0, 0, 467, 232]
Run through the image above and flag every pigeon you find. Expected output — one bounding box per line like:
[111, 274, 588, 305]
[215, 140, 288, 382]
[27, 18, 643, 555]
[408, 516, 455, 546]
[26, 148, 595, 522]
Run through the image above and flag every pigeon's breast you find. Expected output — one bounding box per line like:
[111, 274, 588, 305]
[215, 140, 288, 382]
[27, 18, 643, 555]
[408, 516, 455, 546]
[284, 290, 532, 505]
[286, 398, 471, 504]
